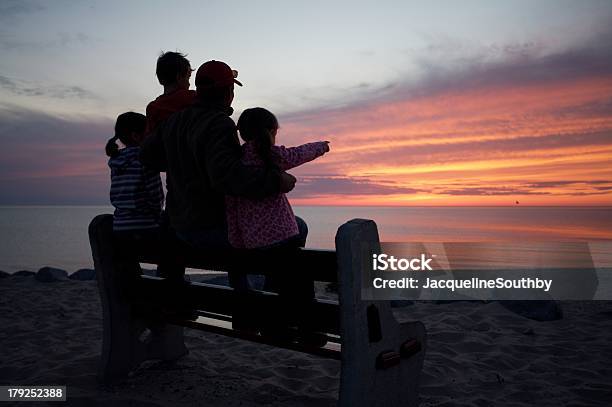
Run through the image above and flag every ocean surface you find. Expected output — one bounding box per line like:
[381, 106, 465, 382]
[0, 205, 611, 273]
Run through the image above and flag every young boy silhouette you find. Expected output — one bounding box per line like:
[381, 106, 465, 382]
[145, 51, 196, 134]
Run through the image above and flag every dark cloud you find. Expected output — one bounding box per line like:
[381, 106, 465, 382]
[436, 181, 612, 197]
[0, 75, 97, 100]
[551, 97, 612, 120]
[280, 29, 612, 133]
[402, 27, 612, 106]
[316, 130, 612, 169]
[0, 0, 43, 22]
[1, 175, 109, 205]
[292, 177, 612, 199]
[561, 190, 612, 196]
[290, 176, 423, 198]
[411, 40, 612, 97]
[438, 187, 550, 196]
[525, 180, 612, 188]
[0, 105, 111, 205]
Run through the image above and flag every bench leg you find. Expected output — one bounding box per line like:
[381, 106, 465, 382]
[336, 219, 427, 407]
[338, 317, 426, 407]
[90, 215, 188, 384]
[98, 265, 188, 383]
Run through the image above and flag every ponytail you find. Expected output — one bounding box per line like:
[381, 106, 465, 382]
[254, 129, 277, 170]
[105, 135, 120, 158]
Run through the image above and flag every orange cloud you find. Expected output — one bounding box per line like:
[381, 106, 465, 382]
[286, 71, 612, 206]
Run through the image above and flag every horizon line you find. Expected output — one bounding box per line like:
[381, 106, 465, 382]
[1, 204, 611, 209]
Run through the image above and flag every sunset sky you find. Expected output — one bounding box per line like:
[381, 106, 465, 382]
[1, 0, 611, 205]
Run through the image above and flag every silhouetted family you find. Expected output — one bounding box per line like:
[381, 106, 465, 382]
[105, 52, 330, 343]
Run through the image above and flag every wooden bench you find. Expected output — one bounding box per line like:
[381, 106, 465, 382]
[89, 214, 427, 406]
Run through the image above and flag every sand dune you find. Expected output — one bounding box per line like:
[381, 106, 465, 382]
[1, 275, 611, 406]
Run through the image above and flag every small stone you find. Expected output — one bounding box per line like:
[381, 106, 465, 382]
[13, 270, 35, 277]
[69, 268, 96, 281]
[35, 267, 68, 282]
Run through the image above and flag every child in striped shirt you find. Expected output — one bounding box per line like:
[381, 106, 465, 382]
[106, 112, 164, 233]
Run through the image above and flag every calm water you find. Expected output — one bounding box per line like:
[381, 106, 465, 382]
[0, 206, 611, 273]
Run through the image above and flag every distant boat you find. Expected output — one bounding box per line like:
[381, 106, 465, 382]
[515, 201, 520, 205]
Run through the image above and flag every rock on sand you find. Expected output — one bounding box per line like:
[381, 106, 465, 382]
[35, 267, 69, 282]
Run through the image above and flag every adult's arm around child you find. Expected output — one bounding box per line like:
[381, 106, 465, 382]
[199, 115, 285, 198]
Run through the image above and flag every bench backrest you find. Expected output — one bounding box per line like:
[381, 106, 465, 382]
[135, 236, 338, 282]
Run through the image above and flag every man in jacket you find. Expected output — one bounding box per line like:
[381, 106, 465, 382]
[140, 60, 296, 291]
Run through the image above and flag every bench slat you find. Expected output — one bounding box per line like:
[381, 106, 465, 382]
[169, 315, 342, 360]
[137, 247, 338, 282]
[137, 275, 341, 335]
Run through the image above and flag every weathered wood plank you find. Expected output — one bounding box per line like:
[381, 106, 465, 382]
[137, 246, 338, 281]
[170, 314, 341, 360]
[136, 275, 341, 335]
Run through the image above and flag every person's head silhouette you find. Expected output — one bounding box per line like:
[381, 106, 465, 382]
[195, 60, 242, 107]
[156, 51, 192, 90]
[105, 112, 147, 158]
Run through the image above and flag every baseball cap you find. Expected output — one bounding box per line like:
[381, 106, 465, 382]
[195, 60, 243, 90]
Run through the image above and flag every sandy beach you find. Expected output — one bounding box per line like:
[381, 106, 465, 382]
[1, 274, 612, 406]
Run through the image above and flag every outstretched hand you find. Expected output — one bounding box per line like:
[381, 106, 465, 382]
[322, 141, 331, 153]
[279, 172, 297, 193]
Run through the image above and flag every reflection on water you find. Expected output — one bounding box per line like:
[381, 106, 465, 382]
[380, 241, 612, 270]
[297, 206, 612, 248]
[0, 206, 611, 272]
